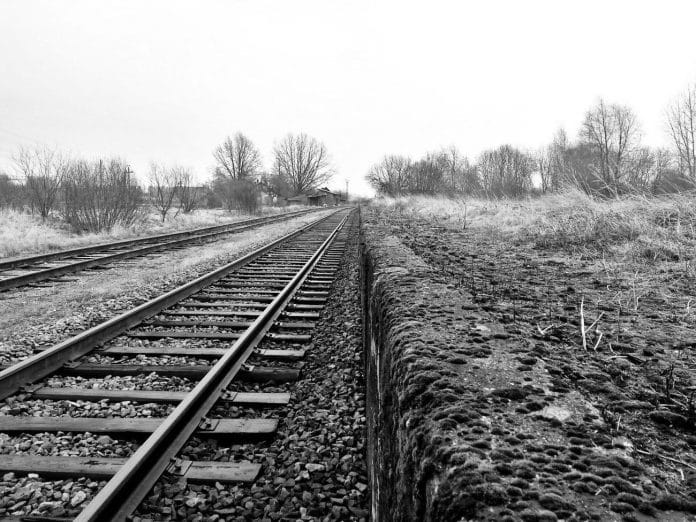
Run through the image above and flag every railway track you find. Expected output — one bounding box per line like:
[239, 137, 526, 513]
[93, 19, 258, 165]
[0, 208, 319, 292]
[0, 208, 355, 521]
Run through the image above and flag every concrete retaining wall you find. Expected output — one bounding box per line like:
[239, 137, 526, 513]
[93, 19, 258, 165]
[361, 223, 468, 521]
[359, 220, 677, 522]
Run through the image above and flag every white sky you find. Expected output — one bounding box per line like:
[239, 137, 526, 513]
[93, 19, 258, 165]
[1, 0, 696, 196]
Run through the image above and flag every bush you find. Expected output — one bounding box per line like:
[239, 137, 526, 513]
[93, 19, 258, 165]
[62, 159, 144, 232]
[230, 179, 260, 213]
[213, 177, 260, 213]
[0, 174, 26, 210]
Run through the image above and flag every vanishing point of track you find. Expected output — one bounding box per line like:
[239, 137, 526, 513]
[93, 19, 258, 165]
[0, 208, 318, 292]
[0, 207, 355, 521]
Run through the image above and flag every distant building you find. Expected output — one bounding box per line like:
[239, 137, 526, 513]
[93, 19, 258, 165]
[287, 194, 309, 206]
[285, 187, 344, 206]
[307, 187, 341, 206]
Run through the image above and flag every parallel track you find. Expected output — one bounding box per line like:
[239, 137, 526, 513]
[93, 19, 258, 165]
[0, 208, 319, 292]
[0, 208, 355, 521]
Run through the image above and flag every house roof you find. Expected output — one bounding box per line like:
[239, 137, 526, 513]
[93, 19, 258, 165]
[309, 187, 338, 197]
[288, 188, 339, 199]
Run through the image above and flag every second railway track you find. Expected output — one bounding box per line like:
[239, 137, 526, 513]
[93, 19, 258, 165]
[0, 208, 319, 292]
[0, 207, 356, 521]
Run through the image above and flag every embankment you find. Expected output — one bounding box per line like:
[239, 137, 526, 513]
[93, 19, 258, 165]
[360, 217, 694, 522]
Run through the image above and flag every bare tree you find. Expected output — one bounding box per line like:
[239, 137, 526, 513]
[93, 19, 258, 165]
[580, 99, 641, 195]
[626, 147, 660, 193]
[366, 155, 412, 196]
[213, 133, 262, 181]
[438, 146, 479, 194]
[14, 146, 69, 220]
[149, 163, 182, 222]
[537, 129, 569, 193]
[549, 129, 570, 190]
[440, 146, 462, 192]
[273, 133, 333, 195]
[537, 149, 552, 193]
[477, 145, 534, 197]
[666, 84, 696, 181]
[174, 167, 200, 213]
[408, 152, 447, 194]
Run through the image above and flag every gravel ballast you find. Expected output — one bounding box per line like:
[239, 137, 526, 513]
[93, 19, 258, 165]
[132, 217, 369, 521]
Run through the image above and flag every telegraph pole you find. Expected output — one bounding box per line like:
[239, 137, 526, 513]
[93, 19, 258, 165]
[345, 179, 349, 202]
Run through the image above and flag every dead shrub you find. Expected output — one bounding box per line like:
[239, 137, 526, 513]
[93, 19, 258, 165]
[62, 159, 144, 232]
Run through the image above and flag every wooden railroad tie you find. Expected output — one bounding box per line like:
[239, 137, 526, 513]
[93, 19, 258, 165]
[0, 456, 261, 483]
[0, 416, 277, 439]
[126, 330, 312, 342]
[26, 387, 290, 406]
[141, 319, 315, 330]
[58, 362, 301, 382]
[99, 346, 306, 360]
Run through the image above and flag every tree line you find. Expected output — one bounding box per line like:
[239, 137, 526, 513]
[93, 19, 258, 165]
[1, 149, 201, 231]
[367, 83, 696, 198]
[211, 132, 332, 212]
[0, 132, 333, 232]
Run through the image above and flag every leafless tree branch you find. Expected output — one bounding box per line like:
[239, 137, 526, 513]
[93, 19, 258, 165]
[273, 133, 333, 195]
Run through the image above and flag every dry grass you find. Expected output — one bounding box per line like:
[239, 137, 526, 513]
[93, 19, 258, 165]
[0, 206, 308, 259]
[371, 192, 696, 329]
[371, 190, 696, 262]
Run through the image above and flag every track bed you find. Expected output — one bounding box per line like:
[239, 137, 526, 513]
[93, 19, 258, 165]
[0, 208, 369, 521]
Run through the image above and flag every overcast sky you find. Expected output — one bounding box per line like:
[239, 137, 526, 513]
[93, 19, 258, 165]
[1, 0, 696, 196]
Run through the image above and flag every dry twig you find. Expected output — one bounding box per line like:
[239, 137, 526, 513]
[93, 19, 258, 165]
[635, 448, 696, 471]
[580, 297, 604, 351]
[537, 323, 556, 335]
[580, 298, 587, 350]
[593, 329, 603, 352]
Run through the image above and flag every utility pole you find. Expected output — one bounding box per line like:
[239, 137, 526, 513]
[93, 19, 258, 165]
[345, 179, 349, 202]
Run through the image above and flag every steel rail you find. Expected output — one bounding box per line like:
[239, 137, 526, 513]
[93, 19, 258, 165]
[0, 207, 320, 291]
[0, 208, 316, 271]
[76, 211, 351, 522]
[0, 209, 320, 292]
[0, 210, 344, 401]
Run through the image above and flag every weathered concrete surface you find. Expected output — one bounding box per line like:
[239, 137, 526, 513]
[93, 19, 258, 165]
[360, 218, 696, 522]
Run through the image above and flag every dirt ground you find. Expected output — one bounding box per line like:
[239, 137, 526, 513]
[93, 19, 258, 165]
[364, 205, 696, 521]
